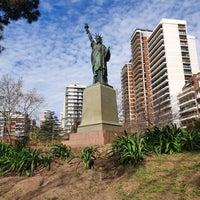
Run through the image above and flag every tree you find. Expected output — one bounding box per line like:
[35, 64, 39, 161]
[0, 74, 44, 142]
[19, 89, 44, 135]
[38, 114, 62, 140]
[0, 0, 40, 52]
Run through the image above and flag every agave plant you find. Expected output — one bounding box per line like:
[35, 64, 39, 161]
[0, 144, 51, 176]
[80, 146, 96, 170]
[181, 129, 200, 151]
[144, 124, 186, 155]
[50, 143, 71, 160]
[0, 143, 15, 157]
[112, 134, 144, 165]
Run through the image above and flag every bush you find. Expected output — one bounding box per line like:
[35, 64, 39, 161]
[50, 143, 71, 160]
[80, 146, 96, 170]
[112, 134, 144, 165]
[143, 125, 184, 155]
[0, 143, 51, 176]
[181, 129, 200, 151]
[143, 124, 200, 155]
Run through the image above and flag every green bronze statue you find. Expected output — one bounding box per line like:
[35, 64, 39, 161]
[84, 24, 111, 85]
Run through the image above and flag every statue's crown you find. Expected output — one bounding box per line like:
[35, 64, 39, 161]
[95, 33, 102, 40]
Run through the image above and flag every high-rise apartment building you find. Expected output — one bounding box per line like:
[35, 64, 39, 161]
[121, 62, 135, 132]
[148, 19, 199, 126]
[61, 84, 86, 133]
[121, 18, 199, 131]
[130, 29, 153, 132]
[178, 74, 200, 127]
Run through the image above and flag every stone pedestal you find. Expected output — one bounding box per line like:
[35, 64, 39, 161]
[62, 83, 123, 147]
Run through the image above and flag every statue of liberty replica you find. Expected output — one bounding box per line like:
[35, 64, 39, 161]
[84, 24, 110, 85]
[65, 24, 123, 147]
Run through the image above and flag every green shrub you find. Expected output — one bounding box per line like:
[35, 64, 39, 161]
[181, 129, 200, 151]
[80, 146, 96, 170]
[143, 125, 184, 155]
[0, 143, 51, 176]
[50, 143, 71, 160]
[0, 142, 16, 157]
[112, 134, 144, 165]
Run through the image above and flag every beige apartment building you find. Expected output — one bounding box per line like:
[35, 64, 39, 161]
[121, 62, 135, 132]
[121, 18, 199, 132]
[178, 74, 200, 127]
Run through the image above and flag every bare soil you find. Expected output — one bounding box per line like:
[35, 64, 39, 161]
[0, 147, 200, 200]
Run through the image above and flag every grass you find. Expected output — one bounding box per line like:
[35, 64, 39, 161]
[0, 148, 199, 200]
[115, 152, 200, 200]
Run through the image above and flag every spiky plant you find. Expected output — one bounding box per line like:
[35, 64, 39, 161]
[80, 146, 96, 170]
[112, 134, 144, 165]
[50, 143, 71, 160]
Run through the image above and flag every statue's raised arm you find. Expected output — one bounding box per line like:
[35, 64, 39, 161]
[84, 24, 94, 44]
[84, 23, 110, 85]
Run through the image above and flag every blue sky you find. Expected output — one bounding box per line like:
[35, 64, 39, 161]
[0, 0, 200, 119]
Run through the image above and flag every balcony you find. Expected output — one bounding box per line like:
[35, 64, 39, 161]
[150, 54, 166, 73]
[153, 92, 170, 106]
[179, 106, 197, 114]
[148, 27, 163, 48]
[151, 78, 169, 93]
[151, 68, 167, 84]
[179, 114, 198, 122]
[178, 88, 195, 100]
[180, 41, 188, 46]
[149, 44, 165, 60]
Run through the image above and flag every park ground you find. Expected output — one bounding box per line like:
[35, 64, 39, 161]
[0, 145, 200, 200]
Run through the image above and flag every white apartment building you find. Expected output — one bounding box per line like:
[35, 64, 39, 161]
[61, 84, 86, 133]
[148, 18, 199, 126]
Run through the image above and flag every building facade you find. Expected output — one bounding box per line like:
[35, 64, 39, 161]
[130, 29, 153, 132]
[121, 18, 199, 131]
[148, 19, 199, 126]
[61, 84, 86, 133]
[0, 112, 33, 140]
[178, 74, 200, 127]
[121, 62, 135, 132]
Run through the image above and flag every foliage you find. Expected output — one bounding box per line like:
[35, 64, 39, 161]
[0, 75, 44, 143]
[112, 134, 144, 165]
[38, 115, 62, 140]
[80, 147, 96, 170]
[181, 129, 200, 151]
[70, 118, 80, 133]
[50, 143, 71, 160]
[0, 0, 40, 52]
[0, 142, 15, 157]
[187, 119, 200, 133]
[143, 124, 200, 155]
[14, 136, 30, 150]
[0, 142, 51, 176]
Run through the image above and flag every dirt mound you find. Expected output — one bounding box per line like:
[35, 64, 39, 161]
[0, 150, 199, 200]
